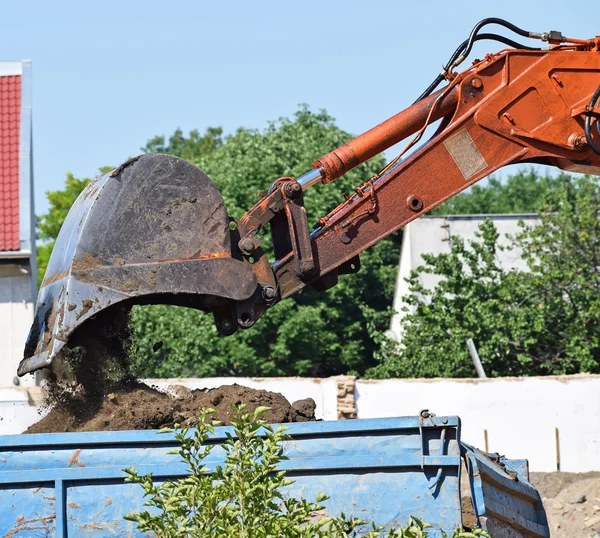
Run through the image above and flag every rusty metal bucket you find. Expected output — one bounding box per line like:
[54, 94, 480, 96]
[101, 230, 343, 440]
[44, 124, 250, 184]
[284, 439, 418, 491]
[18, 154, 259, 376]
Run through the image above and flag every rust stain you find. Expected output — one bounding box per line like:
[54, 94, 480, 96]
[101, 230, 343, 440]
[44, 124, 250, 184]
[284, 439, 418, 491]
[189, 250, 229, 260]
[78, 522, 104, 530]
[68, 448, 85, 468]
[67, 303, 76, 311]
[4, 513, 56, 538]
[68, 501, 81, 509]
[89, 496, 114, 520]
[82, 183, 99, 200]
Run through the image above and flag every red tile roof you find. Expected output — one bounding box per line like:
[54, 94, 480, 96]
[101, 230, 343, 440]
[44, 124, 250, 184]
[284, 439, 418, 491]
[0, 74, 21, 251]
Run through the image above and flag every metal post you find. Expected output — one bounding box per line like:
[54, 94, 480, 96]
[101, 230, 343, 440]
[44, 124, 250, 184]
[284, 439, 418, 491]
[555, 427, 561, 471]
[466, 338, 487, 378]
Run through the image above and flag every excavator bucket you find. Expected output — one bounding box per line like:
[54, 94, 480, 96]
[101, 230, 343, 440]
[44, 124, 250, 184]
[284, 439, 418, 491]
[18, 154, 259, 376]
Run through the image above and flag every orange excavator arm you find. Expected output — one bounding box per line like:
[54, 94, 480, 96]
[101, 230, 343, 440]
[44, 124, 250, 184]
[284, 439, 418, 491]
[230, 27, 600, 328]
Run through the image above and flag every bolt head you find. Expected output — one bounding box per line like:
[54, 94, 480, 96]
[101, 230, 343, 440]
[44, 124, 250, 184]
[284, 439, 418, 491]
[262, 286, 277, 300]
[569, 133, 588, 152]
[240, 238, 254, 253]
[285, 181, 302, 198]
[470, 77, 483, 90]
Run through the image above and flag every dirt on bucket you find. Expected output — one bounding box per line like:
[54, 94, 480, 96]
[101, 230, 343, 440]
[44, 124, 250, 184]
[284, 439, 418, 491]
[25, 308, 317, 434]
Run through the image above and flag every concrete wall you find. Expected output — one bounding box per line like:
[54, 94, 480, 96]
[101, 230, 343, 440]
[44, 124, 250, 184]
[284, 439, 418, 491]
[2, 374, 599, 472]
[356, 375, 600, 473]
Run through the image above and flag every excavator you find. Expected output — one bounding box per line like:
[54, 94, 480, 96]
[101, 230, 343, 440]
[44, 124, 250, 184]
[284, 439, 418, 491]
[18, 18, 600, 377]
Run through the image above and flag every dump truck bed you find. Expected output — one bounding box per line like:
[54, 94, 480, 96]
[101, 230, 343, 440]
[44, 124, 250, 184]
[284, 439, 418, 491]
[0, 416, 548, 537]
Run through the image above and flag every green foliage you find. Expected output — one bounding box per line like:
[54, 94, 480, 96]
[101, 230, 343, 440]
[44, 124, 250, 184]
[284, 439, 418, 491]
[431, 169, 563, 215]
[36, 168, 111, 285]
[130, 107, 399, 378]
[124, 406, 488, 538]
[370, 174, 600, 378]
[142, 127, 223, 162]
[514, 174, 600, 373]
[34, 107, 399, 378]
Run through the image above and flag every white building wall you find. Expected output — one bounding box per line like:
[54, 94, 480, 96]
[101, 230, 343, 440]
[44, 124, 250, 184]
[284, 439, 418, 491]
[0, 269, 35, 387]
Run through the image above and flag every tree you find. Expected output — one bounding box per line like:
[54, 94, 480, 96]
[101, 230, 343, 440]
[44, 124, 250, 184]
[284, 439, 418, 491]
[431, 169, 563, 216]
[142, 127, 223, 162]
[130, 107, 397, 378]
[369, 174, 600, 378]
[514, 174, 600, 373]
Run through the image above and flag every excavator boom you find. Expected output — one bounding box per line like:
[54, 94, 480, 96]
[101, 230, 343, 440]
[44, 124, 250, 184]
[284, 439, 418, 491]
[19, 19, 600, 376]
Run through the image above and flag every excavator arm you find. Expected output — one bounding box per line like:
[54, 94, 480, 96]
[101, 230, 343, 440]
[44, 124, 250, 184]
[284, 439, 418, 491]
[228, 32, 600, 331]
[18, 19, 600, 376]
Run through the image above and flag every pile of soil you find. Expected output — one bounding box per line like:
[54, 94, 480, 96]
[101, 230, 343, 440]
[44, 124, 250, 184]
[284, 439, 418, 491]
[26, 382, 317, 434]
[25, 309, 316, 434]
[531, 471, 600, 538]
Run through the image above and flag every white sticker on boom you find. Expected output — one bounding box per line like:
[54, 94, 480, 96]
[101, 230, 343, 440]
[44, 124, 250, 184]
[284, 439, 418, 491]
[444, 129, 487, 180]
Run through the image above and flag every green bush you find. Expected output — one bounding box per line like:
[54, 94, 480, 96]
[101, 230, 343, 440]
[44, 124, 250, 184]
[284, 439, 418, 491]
[369, 174, 600, 379]
[124, 406, 488, 537]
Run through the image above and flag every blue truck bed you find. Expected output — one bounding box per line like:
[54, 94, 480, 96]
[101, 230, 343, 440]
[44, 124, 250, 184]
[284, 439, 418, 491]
[0, 415, 548, 537]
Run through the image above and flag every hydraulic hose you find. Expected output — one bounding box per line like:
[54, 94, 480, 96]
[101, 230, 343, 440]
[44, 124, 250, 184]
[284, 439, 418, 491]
[585, 85, 600, 155]
[415, 19, 543, 103]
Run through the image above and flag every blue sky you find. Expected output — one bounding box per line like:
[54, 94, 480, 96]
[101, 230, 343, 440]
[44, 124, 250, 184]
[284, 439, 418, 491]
[1, 0, 598, 215]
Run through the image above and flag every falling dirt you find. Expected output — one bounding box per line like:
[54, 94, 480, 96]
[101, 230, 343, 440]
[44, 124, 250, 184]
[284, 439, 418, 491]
[25, 306, 316, 434]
